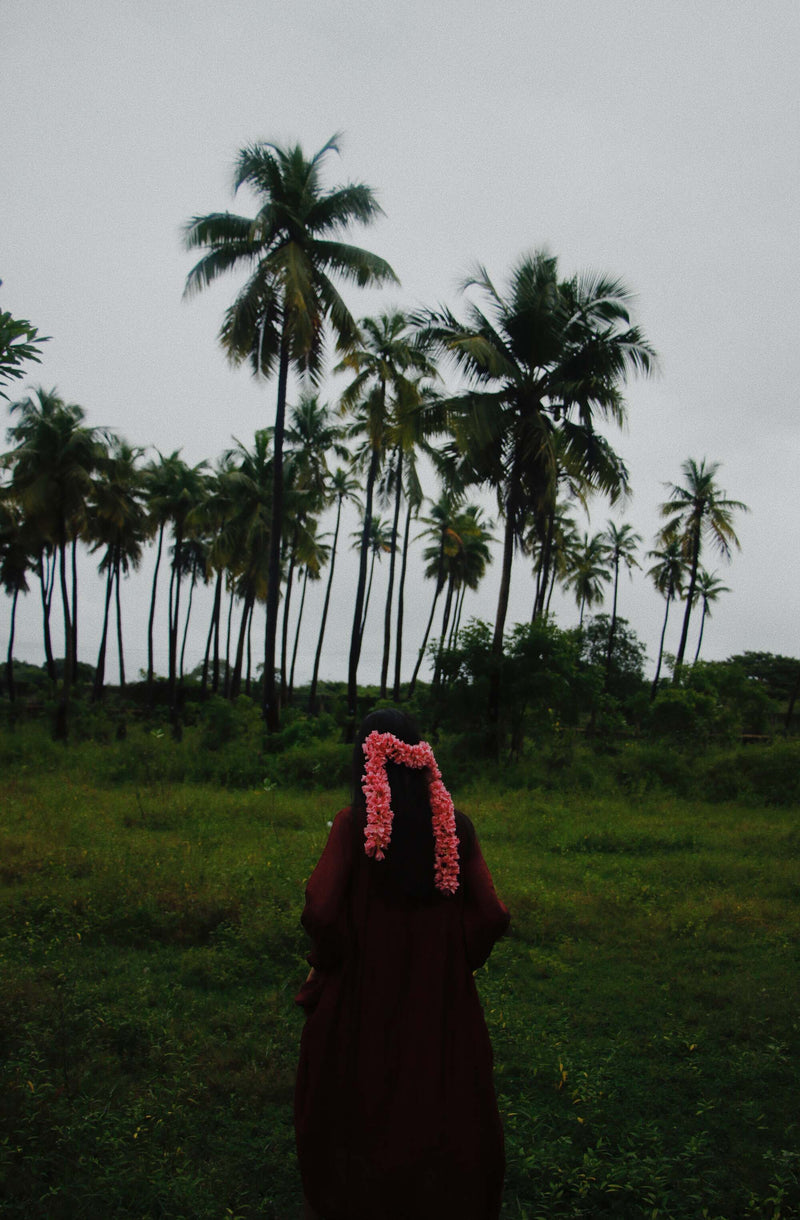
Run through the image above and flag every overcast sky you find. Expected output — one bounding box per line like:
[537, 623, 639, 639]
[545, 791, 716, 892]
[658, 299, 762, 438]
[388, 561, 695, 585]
[2, 0, 798, 687]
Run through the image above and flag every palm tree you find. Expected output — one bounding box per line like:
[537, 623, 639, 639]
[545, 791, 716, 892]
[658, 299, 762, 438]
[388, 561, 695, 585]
[2, 387, 105, 712]
[337, 311, 435, 724]
[308, 466, 361, 713]
[418, 250, 654, 728]
[646, 533, 686, 698]
[408, 492, 465, 696]
[183, 135, 397, 731]
[434, 503, 494, 683]
[602, 520, 642, 684]
[659, 458, 748, 675]
[692, 569, 730, 663]
[90, 440, 146, 699]
[568, 530, 611, 626]
[0, 500, 31, 703]
[142, 451, 209, 711]
[0, 284, 48, 392]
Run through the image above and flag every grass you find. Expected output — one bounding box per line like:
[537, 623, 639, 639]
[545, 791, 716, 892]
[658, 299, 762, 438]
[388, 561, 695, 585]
[0, 731, 798, 1218]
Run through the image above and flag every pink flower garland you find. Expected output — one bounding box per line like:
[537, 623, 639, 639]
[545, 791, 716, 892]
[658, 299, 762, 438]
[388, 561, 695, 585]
[361, 730, 460, 895]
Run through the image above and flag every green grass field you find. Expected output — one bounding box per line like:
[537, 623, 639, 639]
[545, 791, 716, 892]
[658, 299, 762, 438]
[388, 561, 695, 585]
[1, 734, 798, 1218]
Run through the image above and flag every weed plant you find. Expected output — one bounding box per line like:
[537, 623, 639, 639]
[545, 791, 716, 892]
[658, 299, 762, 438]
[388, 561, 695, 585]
[0, 727, 798, 1217]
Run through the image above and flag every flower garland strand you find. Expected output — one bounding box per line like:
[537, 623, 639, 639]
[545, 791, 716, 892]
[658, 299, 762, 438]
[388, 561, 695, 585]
[361, 730, 460, 895]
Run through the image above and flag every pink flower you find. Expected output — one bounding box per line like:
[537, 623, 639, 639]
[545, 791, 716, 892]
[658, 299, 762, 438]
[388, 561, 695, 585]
[361, 730, 460, 895]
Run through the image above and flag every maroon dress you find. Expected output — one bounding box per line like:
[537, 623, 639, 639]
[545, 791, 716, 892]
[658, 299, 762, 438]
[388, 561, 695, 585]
[294, 806, 510, 1220]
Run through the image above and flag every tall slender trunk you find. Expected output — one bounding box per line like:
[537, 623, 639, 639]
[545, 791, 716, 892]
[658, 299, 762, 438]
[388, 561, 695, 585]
[289, 566, 310, 700]
[231, 587, 255, 699]
[309, 496, 342, 714]
[147, 523, 165, 695]
[168, 524, 184, 709]
[448, 582, 466, 651]
[488, 489, 518, 733]
[380, 447, 402, 698]
[223, 587, 235, 697]
[693, 603, 707, 664]
[280, 537, 297, 705]
[179, 568, 196, 681]
[360, 548, 377, 648]
[92, 556, 115, 700]
[58, 536, 73, 694]
[115, 549, 126, 688]
[246, 599, 254, 696]
[39, 549, 57, 682]
[651, 590, 673, 700]
[263, 328, 290, 732]
[392, 500, 414, 702]
[604, 559, 621, 689]
[70, 536, 79, 682]
[7, 586, 20, 703]
[347, 443, 381, 732]
[534, 510, 555, 620]
[202, 570, 222, 696]
[433, 572, 456, 687]
[408, 574, 444, 698]
[674, 526, 701, 677]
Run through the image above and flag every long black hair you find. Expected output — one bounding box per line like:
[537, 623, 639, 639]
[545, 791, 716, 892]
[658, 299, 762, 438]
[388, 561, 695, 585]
[351, 708, 471, 899]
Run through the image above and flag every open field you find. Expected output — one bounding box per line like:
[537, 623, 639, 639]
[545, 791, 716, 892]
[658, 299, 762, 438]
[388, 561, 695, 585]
[1, 735, 798, 1218]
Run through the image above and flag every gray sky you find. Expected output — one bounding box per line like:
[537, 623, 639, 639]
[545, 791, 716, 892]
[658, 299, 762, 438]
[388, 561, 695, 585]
[2, 0, 798, 686]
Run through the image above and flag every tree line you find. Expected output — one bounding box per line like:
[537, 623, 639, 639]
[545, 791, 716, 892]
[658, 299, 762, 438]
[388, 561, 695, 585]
[0, 136, 748, 737]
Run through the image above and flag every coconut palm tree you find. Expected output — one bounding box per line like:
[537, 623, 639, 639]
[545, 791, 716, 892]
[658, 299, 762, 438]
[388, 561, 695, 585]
[601, 520, 642, 684]
[0, 500, 32, 702]
[142, 451, 209, 710]
[183, 135, 397, 730]
[646, 533, 686, 698]
[2, 387, 106, 713]
[659, 458, 748, 675]
[568, 530, 611, 626]
[408, 492, 465, 696]
[692, 569, 730, 663]
[90, 440, 147, 699]
[433, 503, 494, 684]
[418, 250, 654, 728]
[337, 311, 435, 724]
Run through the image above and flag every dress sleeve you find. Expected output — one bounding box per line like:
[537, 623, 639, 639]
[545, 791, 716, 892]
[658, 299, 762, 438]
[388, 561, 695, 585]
[300, 807, 354, 971]
[461, 831, 510, 971]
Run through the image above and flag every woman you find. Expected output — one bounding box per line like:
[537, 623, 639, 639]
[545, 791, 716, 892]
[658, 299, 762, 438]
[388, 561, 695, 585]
[294, 708, 509, 1220]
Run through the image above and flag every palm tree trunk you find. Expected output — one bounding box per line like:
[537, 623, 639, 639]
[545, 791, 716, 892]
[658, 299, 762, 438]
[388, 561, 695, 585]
[202, 570, 222, 696]
[115, 549, 126, 688]
[147, 523, 165, 695]
[380, 447, 402, 698]
[70, 536, 79, 682]
[449, 582, 466, 651]
[360, 548, 377, 648]
[58, 536, 73, 695]
[263, 327, 290, 732]
[179, 569, 197, 681]
[7, 586, 20, 703]
[246, 599, 254, 696]
[309, 497, 342, 714]
[347, 444, 381, 732]
[693, 603, 707, 664]
[433, 572, 456, 687]
[232, 587, 255, 699]
[488, 497, 517, 731]
[392, 500, 413, 702]
[168, 526, 183, 710]
[39, 550, 57, 682]
[92, 558, 115, 701]
[604, 559, 621, 688]
[534, 512, 555, 620]
[651, 592, 673, 700]
[223, 587, 235, 697]
[280, 537, 297, 705]
[408, 571, 444, 697]
[289, 566, 310, 700]
[674, 526, 701, 676]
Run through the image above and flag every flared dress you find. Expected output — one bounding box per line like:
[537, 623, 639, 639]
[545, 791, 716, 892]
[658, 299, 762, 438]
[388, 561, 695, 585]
[294, 805, 510, 1220]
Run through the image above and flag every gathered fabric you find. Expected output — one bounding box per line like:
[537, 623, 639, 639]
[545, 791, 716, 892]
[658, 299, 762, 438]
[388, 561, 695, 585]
[295, 805, 509, 1220]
